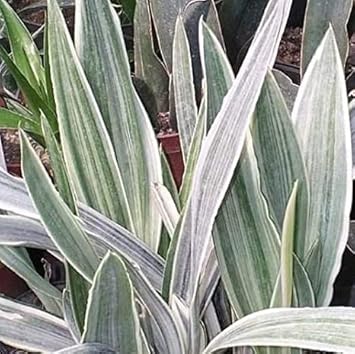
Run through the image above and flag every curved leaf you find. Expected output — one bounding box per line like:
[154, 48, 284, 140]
[204, 307, 355, 353]
[0, 297, 74, 352]
[20, 130, 99, 282]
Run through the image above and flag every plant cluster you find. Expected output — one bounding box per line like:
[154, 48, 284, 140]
[0, 0, 354, 353]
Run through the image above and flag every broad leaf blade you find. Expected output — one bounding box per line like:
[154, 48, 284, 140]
[41, 116, 75, 211]
[0, 297, 74, 352]
[213, 137, 280, 317]
[252, 72, 309, 262]
[0, 168, 38, 219]
[82, 252, 142, 353]
[149, 0, 190, 69]
[47, 0, 134, 232]
[204, 307, 355, 353]
[302, 0, 352, 74]
[0, 215, 55, 250]
[55, 343, 115, 353]
[199, 22, 234, 130]
[179, 95, 206, 207]
[20, 130, 100, 282]
[292, 28, 352, 306]
[152, 183, 179, 237]
[219, 0, 268, 69]
[173, 16, 198, 162]
[134, 0, 169, 116]
[75, 0, 162, 249]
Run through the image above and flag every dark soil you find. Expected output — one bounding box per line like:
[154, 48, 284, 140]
[10, 0, 75, 30]
[0, 129, 52, 176]
[277, 27, 302, 66]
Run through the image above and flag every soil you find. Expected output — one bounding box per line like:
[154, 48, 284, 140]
[11, 0, 75, 30]
[277, 27, 302, 66]
[0, 129, 52, 177]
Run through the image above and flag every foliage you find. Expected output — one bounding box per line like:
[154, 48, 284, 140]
[0, 0, 353, 353]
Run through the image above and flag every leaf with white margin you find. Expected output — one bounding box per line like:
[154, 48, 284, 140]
[292, 28, 352, 306]
[169, 0, 293, 307]
[20, 130, 99, 282]
[82, 252, 142, 353]
[0, 297, 74, 352]
[204, 307, 355, 353]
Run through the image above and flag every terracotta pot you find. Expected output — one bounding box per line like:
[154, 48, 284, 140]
[0, 264, 28, 298]
[157, 132, 184, 188]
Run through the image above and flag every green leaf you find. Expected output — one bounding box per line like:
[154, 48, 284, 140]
[79, 204, 165, 291]
[173, 16, 198, 162]
[152, 183, 179, 238]
[75, 0, 163, 249]
[82, 252, 142, 353]
[252, 72, 309, 263]
[199, 22, 233, 130]
[0, 246, 62, 316]
[0, 297, 74, 352]
[302, 0, 353, 74]
[44, 16, 56, 113]
[292, 28, 352, 306]
[170, 0, 293, 307]
[213, 137, 280, 317]
[0, 45, 57, 127]
[41, 116, 75, 211]
[54, 343, 115, 353]
[0, 0, 45, 93]
[0, 108, 41, 134]
[204, 307, 355, 353]
[20, 130, 100, 282]
[62, 289, 81, 342]
[124, 259, 185, 354]
[179, 95, 206, 207]
[270, 255, 315, 308]
[219, 0, 268, 69]
[0, 168, 38, 219]
[148, 0, 189, 69]
[0, 215, 55, 250]
[47, 0, 134, 232]
[66, 263, 89, 334]
[0, 169, 165, 291]
[272, 69, 298, 113]
[120, 0, 136, 22]
[134, 0, 169, 116]
[280, 181, 298, 307]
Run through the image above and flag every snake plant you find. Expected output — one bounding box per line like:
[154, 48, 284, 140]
[0, 0, 353, 353]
